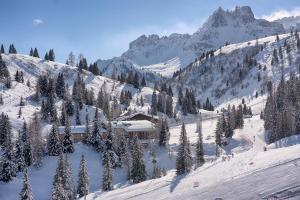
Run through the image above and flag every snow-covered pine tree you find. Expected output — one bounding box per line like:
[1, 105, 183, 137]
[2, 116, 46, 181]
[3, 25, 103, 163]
[176, 123, 192, 175]
[47, 124, 62, 156]
[0, 113, 12, 148]
[102, 152, 113, 191]
[19, 168, 33, 200]
[52, 154, 73, 200]
[295, 104, 300, 134]
[196, 114, 205, 166]
[77, 155, 89, 198]
[151, 90, 158, 115]
[130, 136, 146, 183]
[51, 177, 68, 200]
[159, 119, 168, 147]
[15, 132, 26, 172]
[75, 104, 81, 125]
[21, 121, 32, 167]
[55, 73, 65, 99]
[91, 108, 102, 151]
[0, 120, 16, 182]
[63, 117, 74, 153]
[215, 116, 223, 157]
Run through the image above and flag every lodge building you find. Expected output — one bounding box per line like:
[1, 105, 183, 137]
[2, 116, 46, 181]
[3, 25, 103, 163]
[57, 113, 159, 146]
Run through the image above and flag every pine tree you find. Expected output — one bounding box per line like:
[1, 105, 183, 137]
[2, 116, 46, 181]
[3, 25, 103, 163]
[67, 52, 76, 67]
[15, 132, 26, 172]
[102, 152, 113, 191]
[0, 125, 16, 182]
[19, 168, 33, 200]
[51, 177, 68, 200]
[44, 52, 49, 61]
[30, 113, 44, 168]
[151, 90, 158, 115]
[196, 115, 204, 166]
[75, 104, 81, 125]
[21, 121, 32, 167]
[176, 123, 192, 175]
[52, 154, 73, 200]
[29, 48, 33, 56]
[63, 117, 74, 153]
[48, 49, 55, 61]
[0, 113, 12, 148]
[0, 54, 10, 79]
[130, 136, 146, 183]
[47, 124, 62, 156]
[141, 76, 146, 87]
[1, 44, 5, 53]
[159, 119, 169, 147]
[77, 155, 89, 198]
[215, 116, 223, 157]
[33, 48, 39, 58]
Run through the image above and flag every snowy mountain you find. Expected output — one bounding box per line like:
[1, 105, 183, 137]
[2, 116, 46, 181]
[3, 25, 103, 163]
[97, 6, 285, 78]
[170, 32, 300, 107]
[274, 15, 300, 31]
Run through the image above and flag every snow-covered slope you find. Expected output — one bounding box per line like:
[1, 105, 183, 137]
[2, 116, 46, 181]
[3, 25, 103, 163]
[0, 54, 155, 134]
[274, 15, 300, 31]
[170, 32, 300, 107]
[83, 115, 300, 200]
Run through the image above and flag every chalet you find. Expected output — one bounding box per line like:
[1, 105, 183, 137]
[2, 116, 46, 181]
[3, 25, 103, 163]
[116, 112, 159, 124]
[112, 120, 158, 146]
[56, 117, 158, 146]
[58, 125, 108, 142]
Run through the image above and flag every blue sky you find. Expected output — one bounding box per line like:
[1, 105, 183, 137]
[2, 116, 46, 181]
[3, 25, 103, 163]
[1, 0, 300, 63]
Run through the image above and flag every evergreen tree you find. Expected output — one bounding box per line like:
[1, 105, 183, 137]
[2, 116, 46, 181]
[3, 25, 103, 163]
[141, 76, 146, 87]
[48, 49, 55, 61]
[55, 73, 65, 99]
[67, 52, 76, 66]
[151, 90, 158, 115]
[196, 115, 205, 166]
[19, 168, 33, 200]
[0, 126, 16, 182]
[75, 104, 81, 125]
[102, 152, 113, 191]
[29, 113, 44, 168]
[52, 154, 73, 200]
[47, 124, 62, 156]
[176, 123, 192, 175]
[21, 121, 32, 167]
[8, 44, 17, 54]
[44, 52, 49, 61]
[0, 54, 10, 79]
[77, 155, 89, 198]
[33, 48, 39, 58]
[29, 48, 33, 56]
[0, 113, 12, 148]
[15, 132, 26, 172]
[130, 136, 146, 183]
[63, 117, 74, 153]
[215, 116, 223, 157]
[1, 44, 5, 54]
[159, 119, 169, 147]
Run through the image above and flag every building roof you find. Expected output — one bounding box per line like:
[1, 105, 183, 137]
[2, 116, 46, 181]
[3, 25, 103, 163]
[58, 125, 107, 134]
[116, 112, 159, 121]
[112, 120, 156, 132]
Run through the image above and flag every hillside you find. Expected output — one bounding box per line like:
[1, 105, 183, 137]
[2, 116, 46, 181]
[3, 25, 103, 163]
[170, 32, 300, 108]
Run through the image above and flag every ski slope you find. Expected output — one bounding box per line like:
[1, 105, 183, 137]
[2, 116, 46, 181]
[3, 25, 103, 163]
[83, 128, 300, 200]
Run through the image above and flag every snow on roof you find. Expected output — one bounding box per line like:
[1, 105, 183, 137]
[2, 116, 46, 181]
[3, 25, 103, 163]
[58, 125, 107, 134]
[112, 120, 156, 132]
[117, 112, 158, 121]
